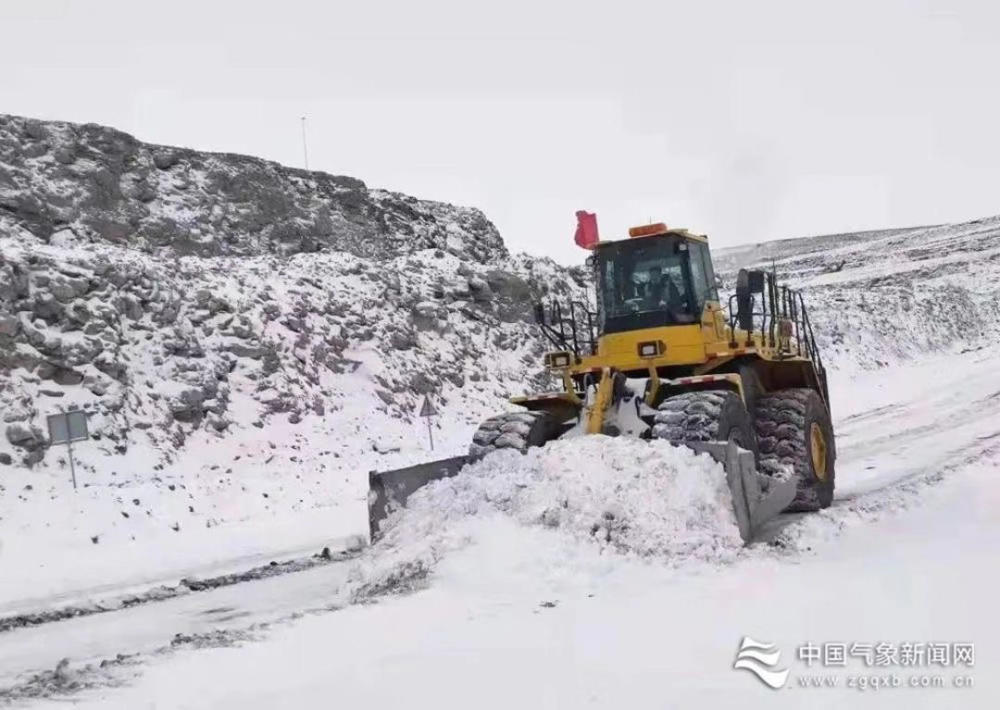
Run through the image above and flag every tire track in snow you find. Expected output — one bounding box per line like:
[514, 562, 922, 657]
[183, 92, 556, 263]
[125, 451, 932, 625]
[0, 546, 362, 635]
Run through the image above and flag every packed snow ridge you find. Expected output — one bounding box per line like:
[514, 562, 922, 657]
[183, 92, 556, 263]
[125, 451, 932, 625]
[356, 438, 743, 593]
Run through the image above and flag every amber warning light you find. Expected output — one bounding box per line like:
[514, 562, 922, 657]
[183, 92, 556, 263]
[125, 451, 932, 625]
[628, 222, 670, 238]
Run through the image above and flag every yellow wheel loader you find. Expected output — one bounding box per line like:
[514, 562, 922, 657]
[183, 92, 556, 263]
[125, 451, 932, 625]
[369, 222, 835, 543]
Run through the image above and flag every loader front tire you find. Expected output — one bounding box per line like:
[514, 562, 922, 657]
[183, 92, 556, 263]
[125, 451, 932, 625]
[651, 390, 757, 459]
[752, 388, 835, 512]
[468, 410, 560, 461]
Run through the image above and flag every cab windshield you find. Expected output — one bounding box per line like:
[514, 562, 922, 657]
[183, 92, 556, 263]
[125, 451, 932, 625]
[596, 236, 702, 334]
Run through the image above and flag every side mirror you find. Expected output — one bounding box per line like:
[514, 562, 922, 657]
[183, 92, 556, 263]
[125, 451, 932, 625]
[533, 302, 546, 325]
[746, 269, 766, 292]
[735, 269, 754, 331]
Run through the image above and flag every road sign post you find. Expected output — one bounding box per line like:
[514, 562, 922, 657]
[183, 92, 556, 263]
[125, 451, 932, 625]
[418, 396, 438, 451]
[46, 410, 88, 490]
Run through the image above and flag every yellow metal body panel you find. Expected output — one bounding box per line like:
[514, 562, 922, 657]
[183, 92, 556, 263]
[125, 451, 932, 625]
[585, 368, 614, 434]
[644, 364, 660, 406]
[594, 324, 705, 366]
[555, 300, 798, 379]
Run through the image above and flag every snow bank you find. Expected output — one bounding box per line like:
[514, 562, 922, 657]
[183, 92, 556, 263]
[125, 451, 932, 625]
[351, 438, 743, 596]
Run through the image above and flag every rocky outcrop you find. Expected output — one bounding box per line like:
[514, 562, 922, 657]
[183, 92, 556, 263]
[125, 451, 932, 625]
[0, 236, 584, 467]
[0, 114, 584, 469]
[0, 114, 506, 263]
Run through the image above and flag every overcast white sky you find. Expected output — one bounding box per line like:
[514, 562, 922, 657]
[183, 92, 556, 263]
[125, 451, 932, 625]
[3, 0, 999, 263]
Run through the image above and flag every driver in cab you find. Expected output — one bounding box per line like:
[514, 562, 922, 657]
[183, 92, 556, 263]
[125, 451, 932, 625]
[644, 265, 682, 310]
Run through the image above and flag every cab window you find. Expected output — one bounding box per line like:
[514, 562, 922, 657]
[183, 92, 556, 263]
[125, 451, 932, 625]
[595, 236, 698, 334]
[689, 241, 719, 304]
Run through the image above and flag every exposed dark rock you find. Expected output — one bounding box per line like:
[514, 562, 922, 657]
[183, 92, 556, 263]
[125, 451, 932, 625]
[0, 113, 507, 263]
[5, 422, 46, 450]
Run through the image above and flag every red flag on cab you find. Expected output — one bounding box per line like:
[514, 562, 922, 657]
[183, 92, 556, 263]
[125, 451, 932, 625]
[574, 211, 599, 250]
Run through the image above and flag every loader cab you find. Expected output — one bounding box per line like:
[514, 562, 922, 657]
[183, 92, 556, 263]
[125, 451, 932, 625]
[594, 225, 718, 336]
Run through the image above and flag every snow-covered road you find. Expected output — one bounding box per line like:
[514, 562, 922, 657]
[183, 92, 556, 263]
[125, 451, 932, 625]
[0, 558, 356, 684]
[2, 346, 998, 708]
[832, 345, 1000, 498]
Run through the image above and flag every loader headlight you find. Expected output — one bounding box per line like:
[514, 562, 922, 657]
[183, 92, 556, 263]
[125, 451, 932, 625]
[545, 351, 572, 368]
[637, 341, 663, 358]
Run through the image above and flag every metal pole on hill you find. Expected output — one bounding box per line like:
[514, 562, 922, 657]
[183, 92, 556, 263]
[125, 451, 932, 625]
[300, 116, 309, 170]
[66, 437, 78, 490]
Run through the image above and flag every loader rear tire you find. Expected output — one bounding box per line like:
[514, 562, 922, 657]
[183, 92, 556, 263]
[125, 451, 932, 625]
[651, 390, 757, 459]
[468, 410, 560, 461]
[752, 388, 835, 512]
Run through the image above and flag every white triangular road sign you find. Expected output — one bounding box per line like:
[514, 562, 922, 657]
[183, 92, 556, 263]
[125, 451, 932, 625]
[418, 396, 438, 418]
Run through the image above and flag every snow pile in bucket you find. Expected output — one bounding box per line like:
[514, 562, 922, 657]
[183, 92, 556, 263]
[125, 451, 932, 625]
[349, 437, 743, 596]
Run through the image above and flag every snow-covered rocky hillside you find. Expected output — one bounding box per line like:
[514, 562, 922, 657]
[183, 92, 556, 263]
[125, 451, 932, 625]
[0, 114, 505, 262]
[715, 216, 1000, 372]
[0, 114, 587, 600]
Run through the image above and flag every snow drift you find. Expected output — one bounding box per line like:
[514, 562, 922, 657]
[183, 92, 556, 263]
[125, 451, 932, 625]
[350, 438, 744, 596]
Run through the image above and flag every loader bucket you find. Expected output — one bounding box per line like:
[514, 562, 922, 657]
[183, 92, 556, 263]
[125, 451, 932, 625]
[368, 455, 468, 542]
[687, 440, 797, 543]
[367, 441, 794, 545]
